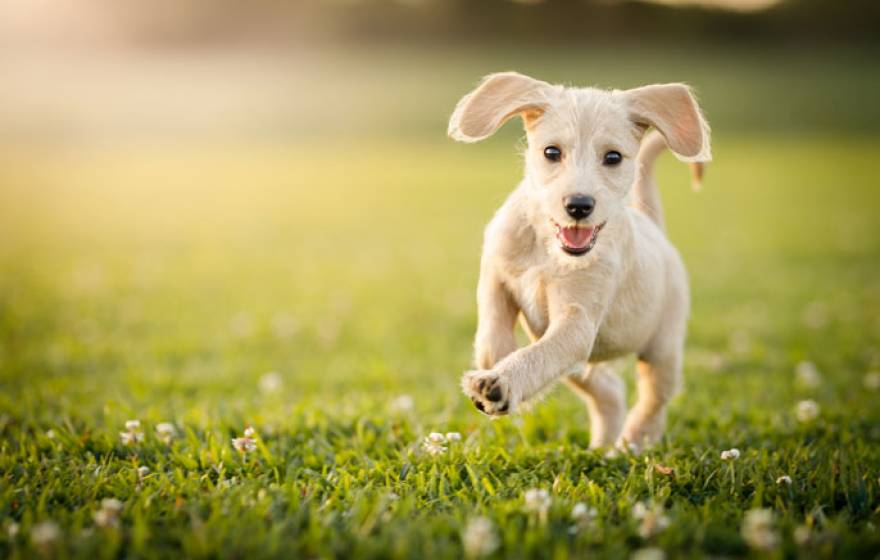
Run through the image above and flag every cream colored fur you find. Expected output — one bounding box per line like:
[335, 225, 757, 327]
[448, 72, 711, 451]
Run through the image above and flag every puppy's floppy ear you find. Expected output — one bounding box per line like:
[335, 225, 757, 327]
[621, 83, 711, 163]
[448, 72, 555, 143]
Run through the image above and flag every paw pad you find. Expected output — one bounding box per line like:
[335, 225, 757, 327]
[462, 371, 512, 416]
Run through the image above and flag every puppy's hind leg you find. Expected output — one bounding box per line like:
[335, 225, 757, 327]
[564, 363, 627, 449]
[619, 343, 682, 451]
[620, 269, 688, 452]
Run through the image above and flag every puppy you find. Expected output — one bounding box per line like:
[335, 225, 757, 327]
[448, 73, 711, 450]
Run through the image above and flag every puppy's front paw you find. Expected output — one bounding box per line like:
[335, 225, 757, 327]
[461, 370, 514, 416]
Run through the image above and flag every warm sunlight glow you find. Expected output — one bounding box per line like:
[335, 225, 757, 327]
[643, 0, 781, 11]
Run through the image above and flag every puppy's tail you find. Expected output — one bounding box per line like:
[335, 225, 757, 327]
[632, 130, 704, 231]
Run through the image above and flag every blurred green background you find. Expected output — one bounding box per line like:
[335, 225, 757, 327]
[1, 0, 879, 558]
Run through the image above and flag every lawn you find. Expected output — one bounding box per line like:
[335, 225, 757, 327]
[1, 46, 879, 559]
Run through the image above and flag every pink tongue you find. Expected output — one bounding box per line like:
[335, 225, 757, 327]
[561, 226, 593, 249]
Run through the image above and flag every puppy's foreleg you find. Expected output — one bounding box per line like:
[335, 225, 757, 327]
[473, 272, 519, 370]
[463, 303, 596, 415]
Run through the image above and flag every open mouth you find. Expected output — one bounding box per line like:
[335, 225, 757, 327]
[552, 221, 606, 256]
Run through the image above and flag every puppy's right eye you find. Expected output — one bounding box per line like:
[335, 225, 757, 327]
[543, 146, 562, 162]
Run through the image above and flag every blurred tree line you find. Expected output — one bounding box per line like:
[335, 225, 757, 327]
[112, 0, 879, 47]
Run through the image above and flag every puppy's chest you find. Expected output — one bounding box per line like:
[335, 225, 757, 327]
[506, 266, 551, 337]
[505, 264, 633, 361]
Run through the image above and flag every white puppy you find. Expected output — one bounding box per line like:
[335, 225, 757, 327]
[449, 72, 711, 450]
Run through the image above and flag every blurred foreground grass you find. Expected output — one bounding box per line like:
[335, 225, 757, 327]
[1, 46, 879, 558]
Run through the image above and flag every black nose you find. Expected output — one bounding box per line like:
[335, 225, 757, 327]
[564, 195, 596, 220]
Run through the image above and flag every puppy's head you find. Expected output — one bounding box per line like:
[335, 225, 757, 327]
[449, 72, 711, 257]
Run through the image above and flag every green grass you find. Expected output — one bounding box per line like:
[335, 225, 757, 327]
[1, 46, 880, 559]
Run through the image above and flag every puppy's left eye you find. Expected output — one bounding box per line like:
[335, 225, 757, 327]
[603, 151, 623, 166]
[544, 146, 562, 162]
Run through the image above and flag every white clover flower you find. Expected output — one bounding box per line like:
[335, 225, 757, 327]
[93, 509, 115, 528]
[30, 521, 61, 548]
[119, 420, 144, 445]
[155, 423, 176, 444]
[232, 437, 256, 453]
[632, 501, 670, 539]
[92, 498, 123, 528]
[864, 372, 880, 390]
[641, 513, 670, 539]
[571, 502, 597, 523]
[101, 498, 123, 513]
[741, 508, 779, 551]
[802, 301, 829, 329]
[258, 371, 283, 394]
[720, 448, 741, 461]
[229, 312, 254, 338]
[271, 312, 299, 340]
[796, 400, 820, 423]
[445, 432, 462, 442]
[793, 525, 812, 546]
[776, 475, 792, 485]
[422, 433, 447, 456]
[7, 521, 19, 538]
[462, 516, 499, 558]
[389, 394, 415, 413]
[137, 466, 150, 479]
[119, 430, 144, 445]
[630, 547, 666, 560]
[46, 429, 56, 439]
[632, 502, 648, 518]
[523, 488, 552, 514]
[795, 361, 822, 388]
[232, 427, 258, 453]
